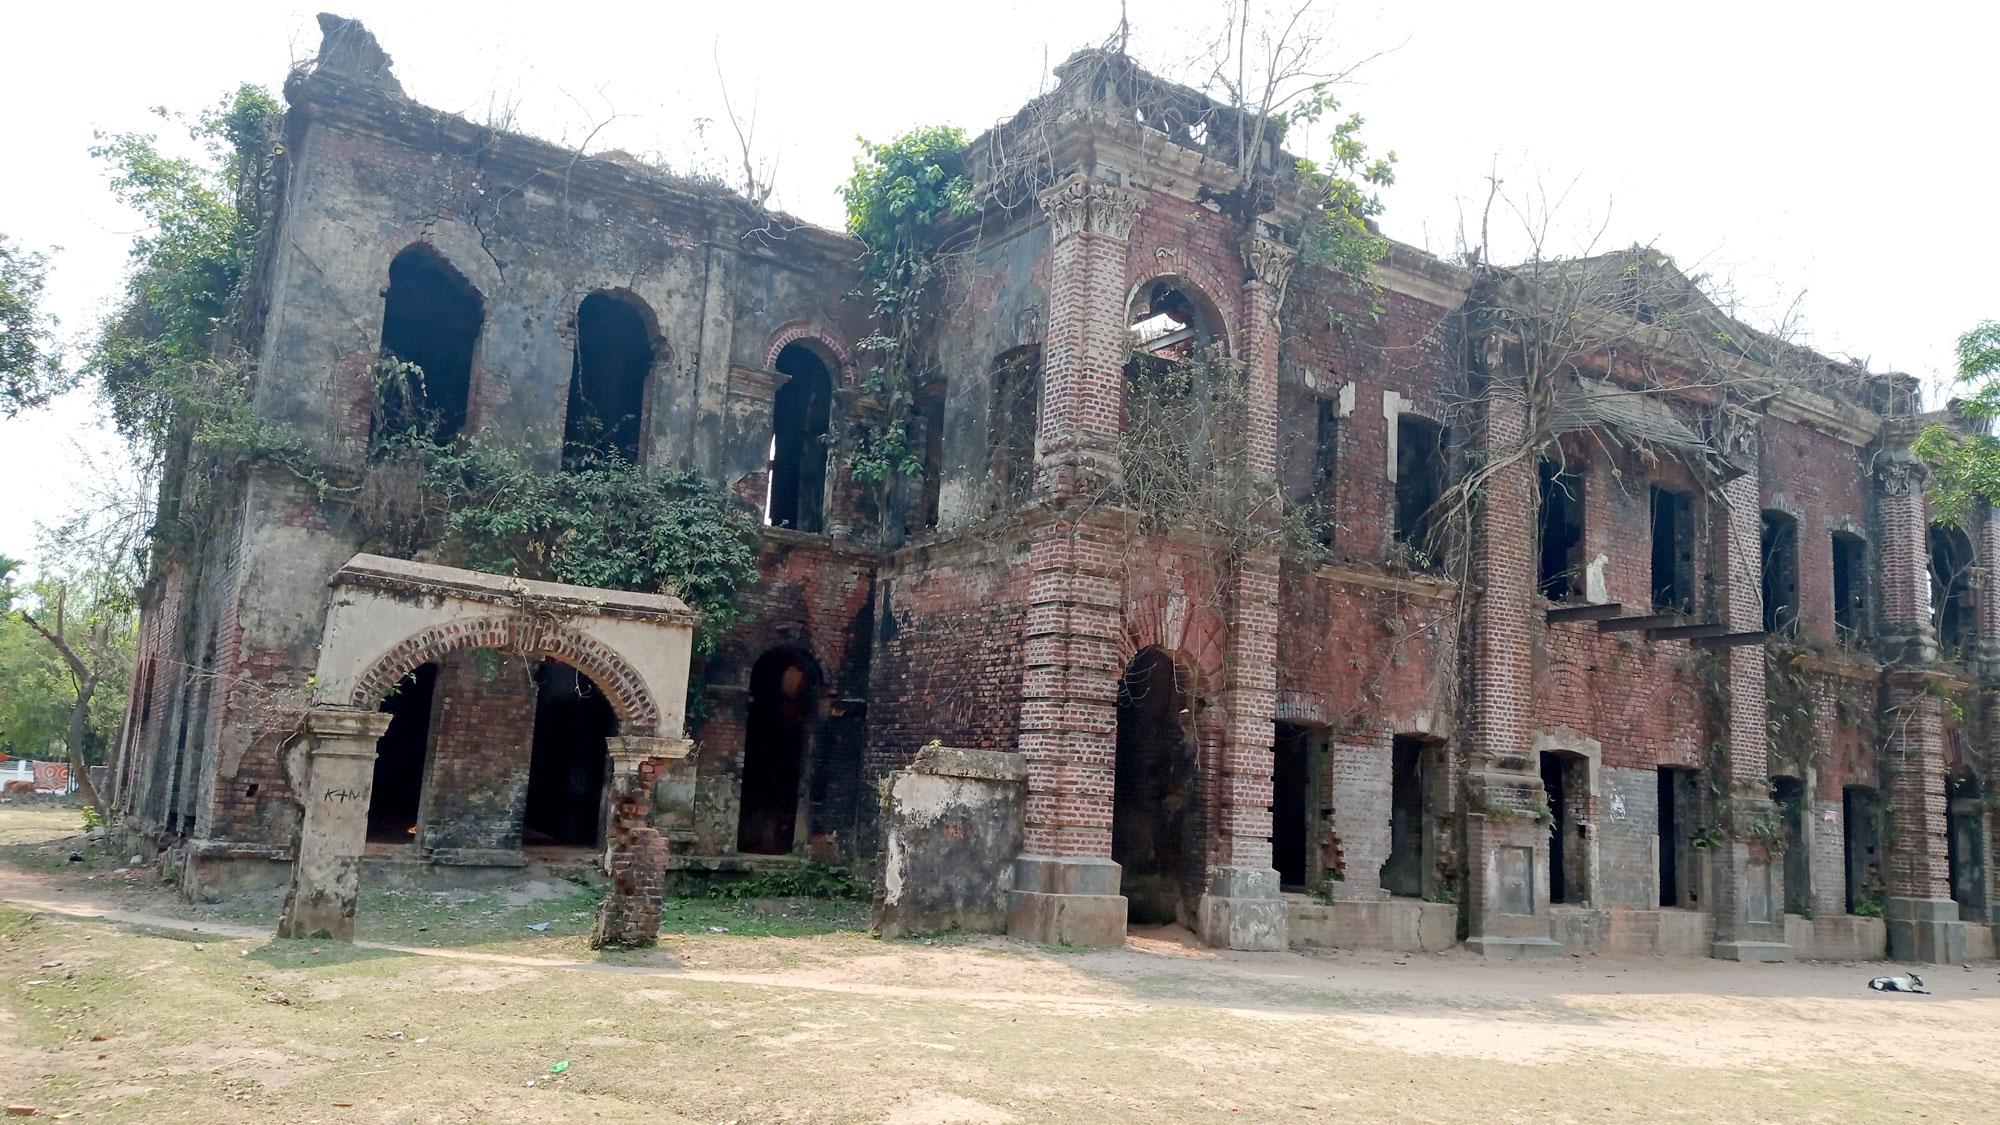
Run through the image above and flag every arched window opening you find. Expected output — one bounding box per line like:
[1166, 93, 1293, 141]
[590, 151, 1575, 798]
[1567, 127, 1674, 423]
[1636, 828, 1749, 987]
[767, 343, 833, 533]
[1931, 523, 1976, 659]
[375, 245, 483, 443]
[523, 661, 616, 848]
[564, 292, 654, 465]
[1128, 277, 1221, 362]
[738, 648, 818, 855]
[989, 347, 1041, 509]
[368, 663, 439, 844]
[1114, 648, 1199, 926]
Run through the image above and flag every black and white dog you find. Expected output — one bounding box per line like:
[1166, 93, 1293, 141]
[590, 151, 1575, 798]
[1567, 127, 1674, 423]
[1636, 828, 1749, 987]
[1867, 973, 1928, 994]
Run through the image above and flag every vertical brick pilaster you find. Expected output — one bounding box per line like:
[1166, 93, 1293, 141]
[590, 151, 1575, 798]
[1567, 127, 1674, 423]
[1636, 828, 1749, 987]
[1468, 379, 1533, 770]
[1882, 678, 1952, 900]
[1875, 458, 1933, 663]
[1033, 177, 1144, 500]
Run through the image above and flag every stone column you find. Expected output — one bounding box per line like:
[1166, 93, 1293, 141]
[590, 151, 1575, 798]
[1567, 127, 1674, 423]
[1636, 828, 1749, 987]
[1009, 176, 1145, 948]
[1461, 335, 1562, 958]
[1873, 456, 1966, 962]
[277, 708, 394, 941]
[1709, 416, 1791, 961]
[591, 735, 689, 949]
[1194, 236, 1293, 951]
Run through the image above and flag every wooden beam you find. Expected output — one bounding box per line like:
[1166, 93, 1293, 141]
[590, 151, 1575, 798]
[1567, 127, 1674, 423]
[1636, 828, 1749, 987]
[1645, 623, 1732, 641]
[1596, 613, 1687, 633]
[1691, 630, 1769, 649]
[1546, 602, 1624, 623]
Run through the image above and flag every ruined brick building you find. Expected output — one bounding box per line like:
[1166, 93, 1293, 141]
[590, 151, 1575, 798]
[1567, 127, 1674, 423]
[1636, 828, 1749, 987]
[115, 15, 1995, 960]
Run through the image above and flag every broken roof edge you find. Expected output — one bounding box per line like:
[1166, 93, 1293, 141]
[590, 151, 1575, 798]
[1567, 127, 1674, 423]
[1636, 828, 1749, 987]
[330, 554, 699, 625]
[291, 15, 860, 265]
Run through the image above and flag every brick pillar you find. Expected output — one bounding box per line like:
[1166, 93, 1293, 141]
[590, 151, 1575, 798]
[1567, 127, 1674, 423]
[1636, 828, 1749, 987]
[1873, 455, 1965, 961]
[277, 708, 394, 941]
[591, 735, 689, 949]
[1008, 176, 1145, 948]
[1193, 237, 1294, 951]
[1460, 337, 1561, 957]
[1707, 417, 1789, 960]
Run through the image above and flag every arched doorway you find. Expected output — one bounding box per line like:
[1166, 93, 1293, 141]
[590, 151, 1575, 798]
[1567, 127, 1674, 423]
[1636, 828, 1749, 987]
[1114, 647, 1199, 925]
[523, 661, 617, 848]
[737, 648, 818, 855]
[767, 343, 833, 532]
[367, 663, 438, 845]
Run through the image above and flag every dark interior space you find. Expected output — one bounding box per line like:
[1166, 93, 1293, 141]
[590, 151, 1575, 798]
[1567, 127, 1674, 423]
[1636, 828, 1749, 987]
[522, 661, 614, 847]
[1657, 766, 1685, 906]
[564, 291, 653, 465]
[768, 343, 833, 532]
[737, 648, 817, 855]
[1381, 736, 1428, 897]
[1541, 752, 1584, 905]
[1761, 510, 1799, 636]
[1272, 722, 1313, 890]
[1947, 772, 1986, 919]
[368, 663, 438, 844]
[1831, 531, 1867, 646]
[988, 347, 1041, 509]
[1843, 786, 1883, 915]
[1537, 457, 1585, 600]
[1930, 523, 1976, 659]
[1772, 775, 1810, 915]
[376, 244, 483, 443]
[1114, 647, 1198, 925]
[1394, 416, 1445, 566]
[917, 379, 945, 529]
[1650, 486, 1694, 613]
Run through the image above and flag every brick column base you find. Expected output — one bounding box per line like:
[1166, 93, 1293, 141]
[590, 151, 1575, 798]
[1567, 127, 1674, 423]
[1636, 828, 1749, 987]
[1885, 896, 1967, 964]
[1463, 765, 1564, 958]
[278, 708, 394, 942]
[1006, 855, 1126, 947]
[590, 736, 689, 950]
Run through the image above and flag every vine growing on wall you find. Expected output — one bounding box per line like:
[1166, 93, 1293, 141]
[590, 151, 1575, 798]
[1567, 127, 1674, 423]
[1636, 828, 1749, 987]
[838, 126, 975, 489]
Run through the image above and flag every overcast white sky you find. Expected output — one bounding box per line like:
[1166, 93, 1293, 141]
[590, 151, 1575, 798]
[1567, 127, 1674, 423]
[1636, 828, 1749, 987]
[3, 1, 1993, 572]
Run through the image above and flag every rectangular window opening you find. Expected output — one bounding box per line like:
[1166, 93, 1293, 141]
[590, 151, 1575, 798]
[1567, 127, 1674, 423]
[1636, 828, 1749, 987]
[1650, 486, 1695, 614]
[1831, 531, 1866, 647]
[1394, 416, 1445, 569]
[1761, 511, 1800, 636]
[1537, 458, 1585, 601]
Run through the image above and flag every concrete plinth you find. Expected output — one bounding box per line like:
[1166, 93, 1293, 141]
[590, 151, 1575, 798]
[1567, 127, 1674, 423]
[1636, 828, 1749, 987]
[1886, 896, 1967, 964]
[1465, 936, 1565, 958]
[277, 708, 393, 941]
[1006, 855, 1127, 947]
[1194, 866, 1288, 951]
[1711, 940, 1794, 963]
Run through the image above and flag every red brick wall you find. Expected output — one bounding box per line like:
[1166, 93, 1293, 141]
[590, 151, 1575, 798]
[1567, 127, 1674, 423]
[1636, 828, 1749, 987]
[420, 650, 538, 854]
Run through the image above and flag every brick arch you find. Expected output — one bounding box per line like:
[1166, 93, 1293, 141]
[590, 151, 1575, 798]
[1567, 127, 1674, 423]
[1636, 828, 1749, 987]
[1119, 595, 1224, 698]
[1126, 265, 1240, 356]
[348, 613, 662, 735]
[764, 321, 858, 385]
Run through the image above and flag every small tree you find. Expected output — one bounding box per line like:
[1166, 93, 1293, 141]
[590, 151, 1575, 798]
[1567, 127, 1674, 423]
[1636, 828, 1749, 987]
[0, 232, 66, 416]
[2, 561, 134, 823]
[1914, 321, 2000, 523]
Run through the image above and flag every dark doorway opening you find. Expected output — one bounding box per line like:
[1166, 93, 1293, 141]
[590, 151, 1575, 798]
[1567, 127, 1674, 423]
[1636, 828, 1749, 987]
[1651, 486, 1694, 613]
[916, 378, 946, 529]
[1541, 752, 1585, 905]
[1761, 510, 1800, 636]
[1537, 458, 1585, 600]
[375, 244, 483, 443]
[1831, 531, 1867, 648]
[738, 649, 817, 855]
[1114, 648, 1198, 925]
[1382, 736, 1428, 898]
[368, 663, 439, 844]
[1947, 773, 1986, 920]
[1843, 786, 1883, 915]
[1772, 776, 1811, 915]
[522, 662, 614, 847]
[1272, 723, 1314, 891]
[767, 344, 833, 533]
[1657, 766, 1699, 907]
[564, 291, 654, 465]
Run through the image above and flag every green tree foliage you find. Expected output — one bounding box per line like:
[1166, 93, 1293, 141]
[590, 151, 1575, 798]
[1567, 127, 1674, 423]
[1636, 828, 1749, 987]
[839, 126, 975, 486]
[376, 437, 761, 662]
[1288, 88, 1397, 288]
[1914, 321, 2000, 524]
[0, 234, 67, 416]
[85, 84, 287, 462]
[0, 561, 134, 770]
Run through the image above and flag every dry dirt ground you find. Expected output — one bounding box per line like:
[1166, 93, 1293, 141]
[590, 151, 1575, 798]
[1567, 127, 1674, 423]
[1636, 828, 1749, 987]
[1, 801, 1997, 1123]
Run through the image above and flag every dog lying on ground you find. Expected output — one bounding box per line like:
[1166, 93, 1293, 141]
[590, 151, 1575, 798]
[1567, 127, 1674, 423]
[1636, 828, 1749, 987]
[1867, 974, 1927, 993]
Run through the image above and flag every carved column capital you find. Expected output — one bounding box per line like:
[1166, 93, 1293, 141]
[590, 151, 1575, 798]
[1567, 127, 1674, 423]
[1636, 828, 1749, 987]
[1241, 235, 1297, 294]
[1037, 177, 1146, 242]
[1877, 456, 1928, 497]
